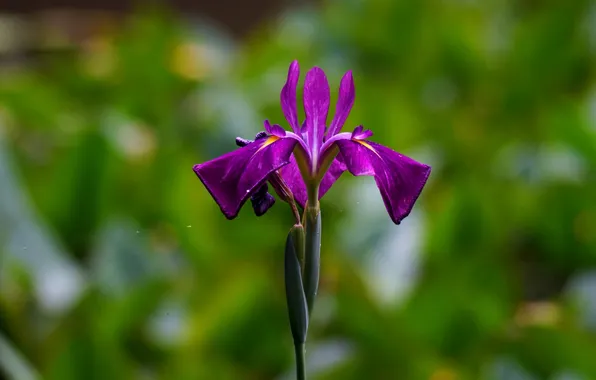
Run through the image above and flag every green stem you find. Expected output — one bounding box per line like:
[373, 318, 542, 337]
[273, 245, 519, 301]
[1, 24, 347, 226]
[294, 343, 306, 380]
[305, 183, 320, 211]
[302, 201, 321, 315]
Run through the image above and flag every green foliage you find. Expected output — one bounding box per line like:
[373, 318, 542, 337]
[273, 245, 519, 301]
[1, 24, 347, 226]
[1, 1, 595, 379]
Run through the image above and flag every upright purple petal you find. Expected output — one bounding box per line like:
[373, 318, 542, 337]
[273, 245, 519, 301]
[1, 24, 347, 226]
[327, 71, 355, 138]
[193, 137, 297, 219]
[303, 67, 330, 159]
[335, 140, 431, 224]
[281, 61, 301, 134]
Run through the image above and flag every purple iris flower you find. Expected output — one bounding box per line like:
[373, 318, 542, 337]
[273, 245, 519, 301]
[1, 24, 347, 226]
[193, 60, 431, 224]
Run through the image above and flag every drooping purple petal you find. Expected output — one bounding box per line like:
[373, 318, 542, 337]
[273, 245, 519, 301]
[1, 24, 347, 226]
[318, 155, 347, 201]
[279, 155, 308, 207]
[280, 154, 347, 208]
[193, 137, 297, 219]
[281, 60, 301, 134]
[303, 67, 330, 158]
[327, 71, 355, 138]
[335, 140, 431, 224]
[264, 120, 286, 137]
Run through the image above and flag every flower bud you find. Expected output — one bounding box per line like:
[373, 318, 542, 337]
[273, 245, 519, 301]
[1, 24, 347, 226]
[284, 224, 308, 344]
[303, 206, 321, 314]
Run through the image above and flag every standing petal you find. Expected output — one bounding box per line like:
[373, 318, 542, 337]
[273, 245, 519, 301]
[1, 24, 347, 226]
[303, 67, 330, 163]
[327, 71, 355, 138]
[335, 140, 431, 224]
[281, 61, 301, 134]
[193, 137, 297, 219]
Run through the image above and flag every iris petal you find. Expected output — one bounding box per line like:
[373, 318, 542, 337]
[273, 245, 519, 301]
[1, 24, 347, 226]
[303, 67, 330, 158]
[318, 156, 347, 201]
[250, 183, 276, 216]
[281, 60, 301, 134]
[335, 140, 431, 224]
[279, 155, 308, 207]
[327, 71, 355, 138]
[351, 125, 373, 140]
[193, 137, 297, 219]
[264, 120, 286, 137]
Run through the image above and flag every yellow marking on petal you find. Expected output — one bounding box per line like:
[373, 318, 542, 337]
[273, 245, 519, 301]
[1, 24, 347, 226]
[257, 135, 280, 152]
[355, 139, 381, 158]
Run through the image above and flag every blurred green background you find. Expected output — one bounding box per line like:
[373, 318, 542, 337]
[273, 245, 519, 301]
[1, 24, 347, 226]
[1, 1, 595, 379]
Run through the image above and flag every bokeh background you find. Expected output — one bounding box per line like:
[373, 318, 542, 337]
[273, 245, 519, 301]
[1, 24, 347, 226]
[1, 1, 595, 379]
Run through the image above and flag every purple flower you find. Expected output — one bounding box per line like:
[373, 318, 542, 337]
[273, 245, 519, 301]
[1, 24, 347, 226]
[193, 60, 431, 224]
